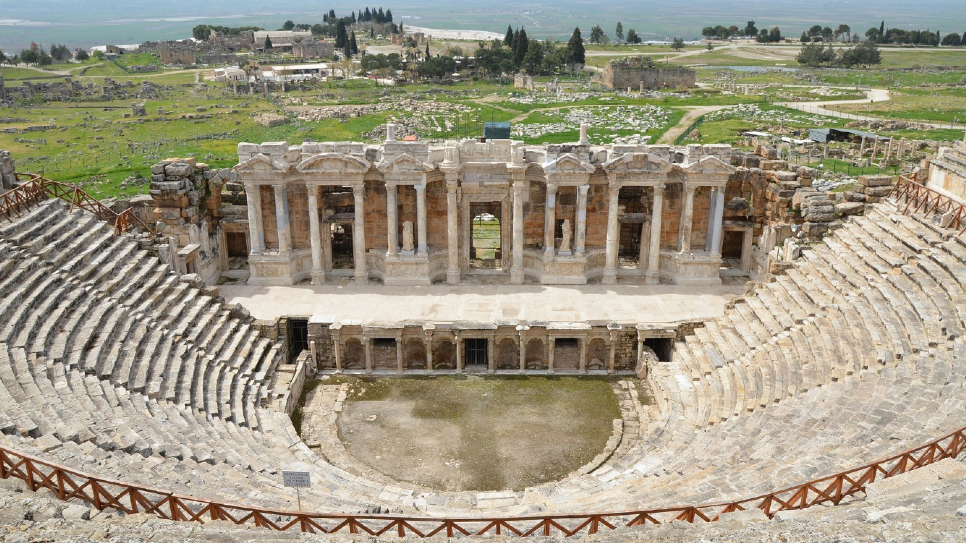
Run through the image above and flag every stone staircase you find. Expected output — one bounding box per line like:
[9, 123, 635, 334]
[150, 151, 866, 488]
[1, 196, 966, 527]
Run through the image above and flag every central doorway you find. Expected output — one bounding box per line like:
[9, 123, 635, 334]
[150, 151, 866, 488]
[469, 202, 502, 269]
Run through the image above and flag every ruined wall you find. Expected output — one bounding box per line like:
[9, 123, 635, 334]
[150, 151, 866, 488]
[523, 181, 547, 249]
[364, 180, 388, 253]
[602, 57, 696, 90]
[425, 179, 448, 251]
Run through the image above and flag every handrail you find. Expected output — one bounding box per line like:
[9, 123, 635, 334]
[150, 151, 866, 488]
[1, 173, 154, 236]
[1, 423, 964, 537]
[890, 175, 966, 235]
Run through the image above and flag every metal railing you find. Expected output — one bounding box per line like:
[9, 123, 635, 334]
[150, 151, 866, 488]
[890, 175, 966, 235]
[0, 173, 153, 236]
[673, 115, 705, 146]
[1, 423, 964, 537]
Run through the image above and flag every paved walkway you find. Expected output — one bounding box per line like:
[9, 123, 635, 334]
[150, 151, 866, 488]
[221, 283, 744, 325]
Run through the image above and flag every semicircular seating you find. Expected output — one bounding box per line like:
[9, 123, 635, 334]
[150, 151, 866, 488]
[1, 196, 965, 523]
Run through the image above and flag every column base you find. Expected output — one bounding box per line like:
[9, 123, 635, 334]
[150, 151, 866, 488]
[354, 273, 368, 284]
[311, 269, 326, 285]
[645, 270, 660, 285]
[510, 267, 524, 284]
[602, 269, 617, 285]
[446, 268, 461, 284]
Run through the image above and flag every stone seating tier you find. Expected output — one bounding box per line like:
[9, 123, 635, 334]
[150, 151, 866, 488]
[1, 196, 966, 522]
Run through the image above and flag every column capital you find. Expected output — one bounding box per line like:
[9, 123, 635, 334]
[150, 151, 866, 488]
[272, 184, 286, 195]
[414, 183, 426, 193]
[578, 184, 590, 195]
[352, 184, 365, 196]
[608, 184, 621, 198]
[653, 183, 666, 192]
[546, 183, 558, 196]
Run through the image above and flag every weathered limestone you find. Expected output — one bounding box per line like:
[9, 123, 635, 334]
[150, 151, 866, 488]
[232, 140, 735, 286]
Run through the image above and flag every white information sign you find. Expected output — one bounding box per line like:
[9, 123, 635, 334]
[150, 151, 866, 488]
[283, 470, 311, 488]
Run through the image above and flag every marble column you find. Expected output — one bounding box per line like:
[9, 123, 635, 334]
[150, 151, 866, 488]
[273, 184, 291, 253]
[547, 338, 555, 374]
[603, 185, 620, 285]
[415, 181, 427, 255]
[544, 184, 557, 256]
[741, 229, 753, 272]
[679, 186, 696, 253]
[709, 188, 726, 255]
[511, 179, 525, 284]
[332, 326, 342, 372]
[425, 333, 434, 372]
[579, 337, 586, 374]
[575, 185, 589, 254]
[608, 332, 617, 374]
[386, 182, 399, 255]
[487, 336, 495, 374]
[245, 183, 264, 253]
[396, 334, 403, 374]
[352, 184, 367, 282]
[646, 184, 664, 284]
[517, 327, 527, 374]
[446, 176, 460, 284]
[706, 189, 718, 252]
[307, 185, 324, 284]
[455, 333, 463, 373]
[364, 336, 372, 374]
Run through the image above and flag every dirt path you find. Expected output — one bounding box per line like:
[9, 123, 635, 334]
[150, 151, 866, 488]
[777, 88, 955, 128]
[658, 105, 735, 144]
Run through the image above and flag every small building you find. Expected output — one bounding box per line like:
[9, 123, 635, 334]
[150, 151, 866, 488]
[253, 31, 315, 52]
[808, 128, 889, 144]
[260, 63, 330, 82]
[602, 57, 695, 90]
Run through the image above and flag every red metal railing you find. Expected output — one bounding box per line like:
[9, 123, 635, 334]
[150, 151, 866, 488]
[1, 423, 964, 537]
[1, 173, 153, 236]
[890, 175, 966, 235]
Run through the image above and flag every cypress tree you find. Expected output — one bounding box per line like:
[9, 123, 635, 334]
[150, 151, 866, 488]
[514, 28, 529, 64]
[350, 32, 358, 55]
[504, 25, 514, 47]
[566, 27, 585, 65]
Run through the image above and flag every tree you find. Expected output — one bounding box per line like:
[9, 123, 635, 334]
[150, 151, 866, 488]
[626, 29, 641, 44]
[514, 28, 529, 64]
[192, 25, 211, 41]
[19, 48, 39, 64]
[821, 26, 834, 42]
[264, 36, 273, 50]
[880, 20, 885, 36]
[756, 29, 769, 43]
[728, 25, 740, 37]
[590, 25, 604, 44]
[865, 27, 880, 42]
[840, 40, 881, 67]
[521, 40, 543, 73]
[671, 38, 685, 50]
[567, 27, 585, 65]
[504, 25, 514, 47]
[835, 24, 851, 42]
[702, 26, 715, 39]
[49, 44, 71, 62]
[769, 27, 782, 42]
[282, 20, 295, 31]
[796, 42, 834, 66]
[38, 51, 53, 67]
[942, 33, 961, 46]
[800, 31, 810, 43]
[329, 9, 336, 20]
[335, 20, 348, 48]
[808, 25, 823, 39]
[75, 49, 88, 61]
[425, 42, 430, 59]
[615, 21, 624, 45]
[385, 9, 393, 22]
[744, 20, 758, 37]
[351, 32, 359, 55]
[0, 50, 6, 64]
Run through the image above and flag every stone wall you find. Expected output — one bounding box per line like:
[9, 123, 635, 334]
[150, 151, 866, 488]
[602, 57, 696, 90]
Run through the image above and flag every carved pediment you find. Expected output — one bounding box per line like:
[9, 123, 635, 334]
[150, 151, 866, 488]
[683, 155, 737, 176]
[296, 153, 371, 174]
[602, 152, 671, 175]
[376, 153, 434, 176]
[233, 153, 286, 174]
[543, 153, 595, 175]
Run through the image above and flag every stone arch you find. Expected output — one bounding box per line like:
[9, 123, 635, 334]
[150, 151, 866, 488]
[343, 338, 364, 370]
[496, 338, 518, 370]
[404, 338, 427, 370]
[525, 338, 546, 370]
[433, 339, 456, 370]
[587, 338, 608, 371]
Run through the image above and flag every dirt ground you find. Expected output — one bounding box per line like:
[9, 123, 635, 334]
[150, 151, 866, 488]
[335, 375, 621, 492]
